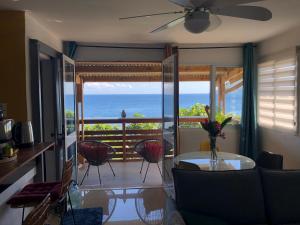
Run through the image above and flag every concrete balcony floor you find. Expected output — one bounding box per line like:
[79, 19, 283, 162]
[77, 161, 164, 189]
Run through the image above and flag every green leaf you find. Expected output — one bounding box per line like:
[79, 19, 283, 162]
[221, 117, 232, 129]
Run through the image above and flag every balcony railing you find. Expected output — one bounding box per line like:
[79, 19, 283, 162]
[79, 117, 206, 161]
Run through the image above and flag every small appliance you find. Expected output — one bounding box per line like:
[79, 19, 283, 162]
[0, 119, 14, 143]
[12, 121, 34, 147]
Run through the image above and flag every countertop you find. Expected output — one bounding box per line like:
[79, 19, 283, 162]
[0, 142, 55, 183]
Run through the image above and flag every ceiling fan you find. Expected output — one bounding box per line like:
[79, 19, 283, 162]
[119, 0, 272, 34]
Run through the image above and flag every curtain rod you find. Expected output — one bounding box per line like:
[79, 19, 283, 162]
[77, 45, 164, 50]
[77, 44, 243, 50]
[179, 46, 242, 50]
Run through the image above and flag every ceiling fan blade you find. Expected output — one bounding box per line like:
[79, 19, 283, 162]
[168, 0, 194, 9]
[150, 16, 185, 33]
[213, 5, 272, 21]
[119, 11, 184, 20]
[206, 14, 222, 32]
[204, 0, 265, 9]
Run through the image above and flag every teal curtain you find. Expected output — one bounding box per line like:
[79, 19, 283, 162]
[239, 43, 259, 159]
[63, 41, 78, 59]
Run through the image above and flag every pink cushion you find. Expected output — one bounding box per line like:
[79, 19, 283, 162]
[143, 142, 163, 163]
[7, 182, 61, 206]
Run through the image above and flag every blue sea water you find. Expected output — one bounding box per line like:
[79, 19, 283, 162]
[67, 91, 242, 118]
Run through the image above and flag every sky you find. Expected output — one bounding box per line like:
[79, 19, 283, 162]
[84, 82, 210, 95]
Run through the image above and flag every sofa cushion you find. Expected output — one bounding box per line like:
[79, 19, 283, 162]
[180, 210, 229, 225]
[260, 169, 300, 225]
[172, 168, 267, 225]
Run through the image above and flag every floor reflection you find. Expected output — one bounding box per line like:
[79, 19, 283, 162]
[70, 187, 170, 225]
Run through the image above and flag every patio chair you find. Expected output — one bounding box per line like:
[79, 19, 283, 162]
[7, 159, 76, 225]
[256, 151, 283, 170]
[78, 141, 116, 185]
[135, 139, 163, 183]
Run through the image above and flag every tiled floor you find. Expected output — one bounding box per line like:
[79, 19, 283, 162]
[78, 161, 164, 189]
[47, 162, 174, 224]
[48, 187, 176, 225]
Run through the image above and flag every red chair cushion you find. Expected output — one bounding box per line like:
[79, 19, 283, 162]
[144, 142, 163, 163]
[7, 182, 61, 206]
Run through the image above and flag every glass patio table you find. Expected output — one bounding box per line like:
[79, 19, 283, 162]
[174, 151, 256, 171]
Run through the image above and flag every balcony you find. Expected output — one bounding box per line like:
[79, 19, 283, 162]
[77, 117, 206, 187]
[79, 117, 206, 161]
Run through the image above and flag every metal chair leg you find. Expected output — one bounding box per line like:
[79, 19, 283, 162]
[97, 166, 102, 185]
[143, 163, 150, 183]
[107, 161, 116, 176]
[140, 159, 144, 174]
[67, 191, 76, 225]
[21, 207, 25, 224]
[163, 162, 171, 178]
[59, 206, 64, 225]
[157, 163, 163, 178]
[80, 164, 90, 185]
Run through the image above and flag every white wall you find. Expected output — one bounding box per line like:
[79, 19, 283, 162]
[75, 43, 165, 62]
[257, 25, 300, 169]
[179, 125, 240, 154]
[25, 13, 63, 120]
[75, 43, 244, 66]
[258, 25, 300, 61]
[178, 44, 243, 66]
[25, 14, 63, 52]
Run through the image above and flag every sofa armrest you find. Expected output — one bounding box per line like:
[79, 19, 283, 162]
[167, 210, 187, 225]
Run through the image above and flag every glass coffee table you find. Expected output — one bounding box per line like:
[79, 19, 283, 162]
[174, 151, 256, 171]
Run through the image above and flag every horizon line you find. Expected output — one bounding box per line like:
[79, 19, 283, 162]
[82, 93, 210, 95]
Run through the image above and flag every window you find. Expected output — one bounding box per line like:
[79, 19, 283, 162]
[178, 66, 211, 128]
[258, 58, 297, 131]
[178, 66, 243, 127]
[215, 67, 243, 121]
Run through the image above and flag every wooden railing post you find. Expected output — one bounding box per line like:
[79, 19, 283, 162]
[121, 110, 127, 161]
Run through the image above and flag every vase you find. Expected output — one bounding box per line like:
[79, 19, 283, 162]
[209, 136, 218, 162]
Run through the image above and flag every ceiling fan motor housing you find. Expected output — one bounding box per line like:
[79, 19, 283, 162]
[184, 10, 211, 33]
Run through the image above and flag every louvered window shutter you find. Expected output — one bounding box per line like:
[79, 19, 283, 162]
[258, 58, 297, 131]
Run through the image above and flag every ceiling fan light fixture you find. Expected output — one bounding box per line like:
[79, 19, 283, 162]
[184, 11, 210, 33]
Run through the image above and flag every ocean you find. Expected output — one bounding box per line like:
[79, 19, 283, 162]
[67, 92, 242, 118]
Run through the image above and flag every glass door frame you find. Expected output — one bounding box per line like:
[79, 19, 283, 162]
[61, 55, 78, 181]
[162, 53, 179, 195]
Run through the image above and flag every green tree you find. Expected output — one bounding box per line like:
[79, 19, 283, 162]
[179, 103, 207, 117]
[126, 113, 161, 130]
[179, 103, 239, 128]
[84, 124, 119, 131]
[65, 110, 75, 118]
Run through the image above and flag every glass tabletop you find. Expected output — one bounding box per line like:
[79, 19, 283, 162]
[174, 151, 256, 171]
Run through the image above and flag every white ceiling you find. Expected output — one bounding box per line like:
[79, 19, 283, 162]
[1, 0, 300, 44]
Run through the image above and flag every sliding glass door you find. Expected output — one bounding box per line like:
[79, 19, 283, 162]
[62, 55, 77, 181]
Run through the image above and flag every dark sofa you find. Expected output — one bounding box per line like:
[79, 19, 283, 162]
[172, 168, 300, 225]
